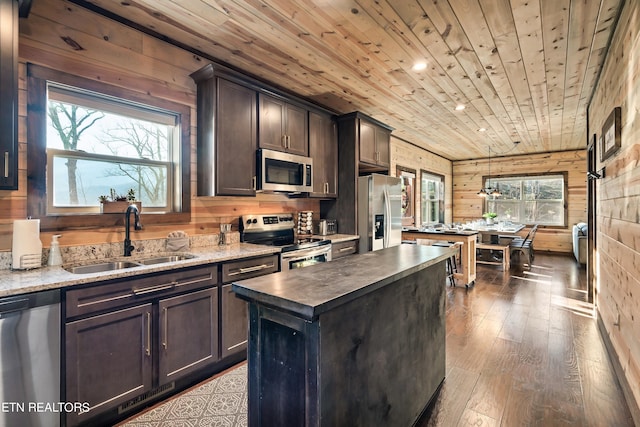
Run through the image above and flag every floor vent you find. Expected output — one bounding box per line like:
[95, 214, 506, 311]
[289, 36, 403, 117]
[118, 382, 175, 414]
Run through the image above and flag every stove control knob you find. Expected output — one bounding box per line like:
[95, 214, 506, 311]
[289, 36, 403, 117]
[252, 218, 258, 224]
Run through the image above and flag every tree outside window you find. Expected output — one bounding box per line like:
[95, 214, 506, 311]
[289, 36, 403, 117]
[486, 174, 566, 226]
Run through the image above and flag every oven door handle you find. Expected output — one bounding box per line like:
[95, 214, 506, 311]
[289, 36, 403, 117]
[282, 247, 331, 262]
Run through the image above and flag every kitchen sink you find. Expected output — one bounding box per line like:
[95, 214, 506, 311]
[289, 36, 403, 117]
[65, 261, 142, 274]
[64, 253, 196, 274]
[137, 254, 195, 265]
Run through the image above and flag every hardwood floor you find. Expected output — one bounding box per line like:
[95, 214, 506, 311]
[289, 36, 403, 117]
[418, 252, 635, 427]
[121, 252, 635, 427]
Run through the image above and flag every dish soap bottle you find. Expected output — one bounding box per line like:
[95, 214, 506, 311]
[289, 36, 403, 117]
[48, 234, 63, 266]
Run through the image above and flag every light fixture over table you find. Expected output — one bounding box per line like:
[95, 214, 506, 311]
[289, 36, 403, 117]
[477, 147, 502, 198]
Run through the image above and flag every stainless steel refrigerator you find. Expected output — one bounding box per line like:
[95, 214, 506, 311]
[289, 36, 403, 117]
[358, 174, 403, 252]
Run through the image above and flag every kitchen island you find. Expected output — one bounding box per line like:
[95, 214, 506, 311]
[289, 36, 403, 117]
[232, 244, 453, 427]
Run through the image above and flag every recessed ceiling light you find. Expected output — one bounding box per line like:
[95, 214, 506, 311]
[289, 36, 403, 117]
[455, 104, 465, 111]
[478, 128, 487, 132]
[412, 61, 427, 71]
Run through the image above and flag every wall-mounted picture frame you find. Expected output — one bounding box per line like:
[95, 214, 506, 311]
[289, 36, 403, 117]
[600, 106, 621, 161]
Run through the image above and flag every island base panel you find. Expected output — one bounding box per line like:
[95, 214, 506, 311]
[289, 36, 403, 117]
[246, 262, 446, 426]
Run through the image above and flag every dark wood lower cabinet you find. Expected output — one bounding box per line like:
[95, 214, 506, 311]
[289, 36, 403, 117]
[63, 256, 279, 426]
[65, 304, 154, 427]
[64, 265, 219, 427]
[221, 284, 249, 359]
[159, 288, 218, 382]
[220, 254, 279, 359]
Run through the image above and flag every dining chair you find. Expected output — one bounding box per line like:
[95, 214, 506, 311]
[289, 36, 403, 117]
[510, 224, 538, 269]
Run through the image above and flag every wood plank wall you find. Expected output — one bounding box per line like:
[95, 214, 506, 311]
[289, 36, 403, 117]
[0, 0, 321, 251]
[452, 150, 587, 253]
[588, 0, 640, 412]
[390, 137, 453, 225]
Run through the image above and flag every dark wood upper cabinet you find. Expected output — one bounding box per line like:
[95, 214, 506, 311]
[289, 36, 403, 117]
[359, 118, 391, 171]
[191, 65, 257, 196]
[0, 0, 19, 189]
[259, 94, 308, 156]
[323, 112, 394, 234]
[215, 78, 258, 196]
[191, 62, 338, 198]
[309, 111, 338, 198]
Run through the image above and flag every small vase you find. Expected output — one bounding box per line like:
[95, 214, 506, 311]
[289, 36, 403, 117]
[486, 218, 495, 225]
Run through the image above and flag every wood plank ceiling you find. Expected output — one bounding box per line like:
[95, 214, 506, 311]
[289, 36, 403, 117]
[74, 0, 622, 160]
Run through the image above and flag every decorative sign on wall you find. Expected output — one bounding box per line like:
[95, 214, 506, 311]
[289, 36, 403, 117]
[600, 106, 621, 161]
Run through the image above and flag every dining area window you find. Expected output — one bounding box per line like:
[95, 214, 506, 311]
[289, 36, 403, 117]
[485, 174, 566, 226]
[421, 171, 444, 225]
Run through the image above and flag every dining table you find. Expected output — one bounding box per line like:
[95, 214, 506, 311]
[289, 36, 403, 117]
[473, 223, 526, 244]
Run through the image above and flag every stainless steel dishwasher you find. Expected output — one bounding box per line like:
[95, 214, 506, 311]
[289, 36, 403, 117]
[0, 289, 61, 427]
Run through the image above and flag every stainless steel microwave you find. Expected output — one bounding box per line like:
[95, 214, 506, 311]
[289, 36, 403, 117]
[257, 149, 313, 193]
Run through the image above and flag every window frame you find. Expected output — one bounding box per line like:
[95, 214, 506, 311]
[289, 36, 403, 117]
[484, 172, 568, 228]
[27, 64, 191, 230]
[420, 170, 445, 225]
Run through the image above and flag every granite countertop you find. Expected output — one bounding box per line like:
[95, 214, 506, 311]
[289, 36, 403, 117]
[0, 243, 281, 298]
[232, 244, 454, 320]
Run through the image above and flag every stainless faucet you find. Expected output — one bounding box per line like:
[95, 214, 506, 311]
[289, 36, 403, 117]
[124, 204, 142, 256]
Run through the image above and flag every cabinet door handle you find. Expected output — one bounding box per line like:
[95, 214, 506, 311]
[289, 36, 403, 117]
[281, 134, 287, 149]
[132, 282, 176, 296]
[3, 152, 8, 178]
[324, 182, 329, 194]
[252, 176, 256, 191]
[339, 246, 355, 252]
[145, 312, 151, 356]
[162, 307, 168, 349]
[228, 263, 273, 276]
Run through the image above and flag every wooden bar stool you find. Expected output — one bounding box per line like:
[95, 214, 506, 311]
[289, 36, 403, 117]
[416, 239, 459, 286]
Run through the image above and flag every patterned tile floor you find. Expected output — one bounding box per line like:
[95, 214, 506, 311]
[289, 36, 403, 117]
[119, 364, 248, 427]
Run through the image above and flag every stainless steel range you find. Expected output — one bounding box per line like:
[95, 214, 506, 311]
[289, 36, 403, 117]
[240, 213, 332, 270]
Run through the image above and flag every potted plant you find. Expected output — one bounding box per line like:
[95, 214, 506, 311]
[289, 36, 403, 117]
[99, 188, 142, 213]
[482, 212, 497, 225]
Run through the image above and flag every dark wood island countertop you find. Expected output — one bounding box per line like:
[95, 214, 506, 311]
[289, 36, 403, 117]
[231, 243, 453, 320]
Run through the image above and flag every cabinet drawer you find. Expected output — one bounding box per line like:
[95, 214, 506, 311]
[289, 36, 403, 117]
[332, 240, 358, 259]
[222, 254, 279, 283]
[66, 264, 217, 318]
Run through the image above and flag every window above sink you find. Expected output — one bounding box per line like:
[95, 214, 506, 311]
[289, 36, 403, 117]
[26, 64, 191, 230]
